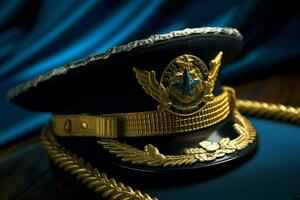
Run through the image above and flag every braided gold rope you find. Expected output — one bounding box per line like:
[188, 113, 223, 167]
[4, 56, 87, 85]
[237, 99, 300, 124]
[41, 132, 157, 200]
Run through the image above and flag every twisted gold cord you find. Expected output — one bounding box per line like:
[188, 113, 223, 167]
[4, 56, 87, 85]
[237, 99, 300, 124]
[41, 132, 157, 200]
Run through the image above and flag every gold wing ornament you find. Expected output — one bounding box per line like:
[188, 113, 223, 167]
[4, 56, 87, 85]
[133, 68, 171, 111]
[133, 51, 223, 113]
[203, 51, 223, 102]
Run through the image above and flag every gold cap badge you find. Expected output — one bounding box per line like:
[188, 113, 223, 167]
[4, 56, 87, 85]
[134, 51, 223, 116]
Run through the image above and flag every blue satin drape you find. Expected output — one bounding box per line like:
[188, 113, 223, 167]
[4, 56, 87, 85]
[1, 1, 300, 199]
[0, 1, 299, 144]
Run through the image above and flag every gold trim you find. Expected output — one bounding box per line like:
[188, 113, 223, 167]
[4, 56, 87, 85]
[237, 99, 300, 124]
[52, 88, 232, 138]
[133, 52, 222, 115]
[41, 131, 158, 200]
[133, 67, 170, 112]
[98, 110, 256, 167]
[42, 97, 300, 200]
[203, 51, 223, 102]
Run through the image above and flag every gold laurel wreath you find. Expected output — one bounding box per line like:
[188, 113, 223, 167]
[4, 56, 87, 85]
[98, 110, 256, 167]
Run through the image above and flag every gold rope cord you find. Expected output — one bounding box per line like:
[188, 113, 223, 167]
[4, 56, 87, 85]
[237, 99, 300, 124]
[41, 132, 158, 200]
[41, 99, 300, 200]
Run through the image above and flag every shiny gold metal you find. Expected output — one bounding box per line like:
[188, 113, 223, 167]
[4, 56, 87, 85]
[52, 88, 232, 138]
[81, 121, 88, 129]
[237, 99, 300, 124]
[41, 131, 158, 200]
[134, 52, 223, 116]
[133, 67, 170, 112]
[98, 110, 256, 167]
[203, 51, 223, 102]
[42, 94, 300, 200]
[64, 119, 71, 133]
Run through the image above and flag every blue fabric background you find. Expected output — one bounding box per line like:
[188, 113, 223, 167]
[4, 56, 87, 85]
[0, 1, 299, 199]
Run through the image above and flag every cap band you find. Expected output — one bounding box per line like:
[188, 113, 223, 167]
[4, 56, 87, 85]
[52, 87, 233, 138]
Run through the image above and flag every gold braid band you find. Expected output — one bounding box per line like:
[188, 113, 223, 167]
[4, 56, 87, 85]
[237, 99, 300, 124]
[51, 88, 232, 138]
[41, 131, 158, 200]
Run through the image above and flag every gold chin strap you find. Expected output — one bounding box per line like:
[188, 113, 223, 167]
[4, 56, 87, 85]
[51, 87, 234, 138]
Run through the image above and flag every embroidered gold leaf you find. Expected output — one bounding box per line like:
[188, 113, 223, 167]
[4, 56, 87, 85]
[98, 110, 256, 167]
